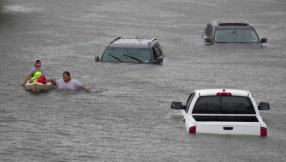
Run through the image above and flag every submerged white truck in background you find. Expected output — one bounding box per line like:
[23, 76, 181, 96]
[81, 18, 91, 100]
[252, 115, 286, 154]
[171, 89, 270, 136]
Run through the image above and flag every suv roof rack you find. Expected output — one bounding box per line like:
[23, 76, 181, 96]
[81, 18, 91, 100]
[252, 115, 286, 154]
[148, 37, 157, 45]
[218, 23, 248, 26]
[212, 19, 250, 26]
[110, 37, 121, 44]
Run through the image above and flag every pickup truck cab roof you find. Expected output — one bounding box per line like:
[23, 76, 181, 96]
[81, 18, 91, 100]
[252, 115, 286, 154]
[197, 89, 249, 97]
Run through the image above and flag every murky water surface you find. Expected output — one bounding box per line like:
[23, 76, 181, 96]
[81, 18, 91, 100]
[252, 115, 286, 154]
[0, 0, 286, 161]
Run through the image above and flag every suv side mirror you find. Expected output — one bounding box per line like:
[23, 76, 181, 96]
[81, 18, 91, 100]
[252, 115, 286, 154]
[95, 56, 100, 62]
[258, 102, 270, 110]
[171, 102, 183, 110]
[204, 38, 211, 43]
[261, 38, 267, 43]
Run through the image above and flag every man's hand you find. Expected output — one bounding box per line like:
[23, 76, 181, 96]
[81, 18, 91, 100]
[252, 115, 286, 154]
[81, 85, 91, 92]
[47, 79, 56, 85]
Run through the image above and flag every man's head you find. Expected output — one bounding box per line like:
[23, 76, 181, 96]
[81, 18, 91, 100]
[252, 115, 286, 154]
[63, 71, 71, 82]
[35, 60, 41, 68]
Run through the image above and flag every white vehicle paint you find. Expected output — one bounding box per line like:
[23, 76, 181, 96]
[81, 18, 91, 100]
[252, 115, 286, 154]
[171, 89, 270, 136]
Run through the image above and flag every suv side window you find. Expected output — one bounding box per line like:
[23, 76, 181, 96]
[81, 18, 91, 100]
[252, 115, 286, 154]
[205, 24, 213, 38]
[185, 93, 195, 112]
[209, 26, 214, 40]
[152, 43, 162, 60]
[152, 47, 158, 60]
[158, 43, 163, 55]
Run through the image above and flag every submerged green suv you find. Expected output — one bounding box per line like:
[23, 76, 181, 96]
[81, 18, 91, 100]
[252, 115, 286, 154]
[95, 37, 164, 64]
[202, 20, 267, 48]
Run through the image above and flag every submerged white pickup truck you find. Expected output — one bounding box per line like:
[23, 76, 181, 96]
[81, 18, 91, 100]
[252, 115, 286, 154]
[171, 89, 270, 136]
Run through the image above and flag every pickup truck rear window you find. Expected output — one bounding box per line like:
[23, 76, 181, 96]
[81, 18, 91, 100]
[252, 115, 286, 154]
[192, 96, 255, 114]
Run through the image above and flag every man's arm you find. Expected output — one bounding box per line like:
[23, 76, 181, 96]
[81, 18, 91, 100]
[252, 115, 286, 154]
[47, 79, 56, 85]
[81, 84, 91, 91]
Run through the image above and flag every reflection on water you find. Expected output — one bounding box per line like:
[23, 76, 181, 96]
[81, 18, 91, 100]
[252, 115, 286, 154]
[0, 0, 42, 13]
[2, 5, 34, 13]
[0, 0, 14, 25]
[0, 0, 43, 26]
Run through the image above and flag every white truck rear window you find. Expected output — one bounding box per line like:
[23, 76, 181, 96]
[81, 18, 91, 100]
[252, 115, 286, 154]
[192, 96, 255, 114]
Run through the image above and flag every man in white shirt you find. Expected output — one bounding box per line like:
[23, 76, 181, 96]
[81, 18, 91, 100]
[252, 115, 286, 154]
[47, 71, 91, 91]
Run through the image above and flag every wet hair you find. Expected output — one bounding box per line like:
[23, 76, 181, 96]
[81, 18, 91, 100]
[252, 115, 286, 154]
[63, 71, 70, 76]
[36, 60, 41, 63]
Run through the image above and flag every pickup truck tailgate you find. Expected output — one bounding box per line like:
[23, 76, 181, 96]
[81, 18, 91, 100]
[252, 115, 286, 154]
[194, 116, 260, 135]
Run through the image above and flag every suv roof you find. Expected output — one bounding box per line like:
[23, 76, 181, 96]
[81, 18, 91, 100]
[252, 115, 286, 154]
[212, 19, 252, 28]
[195, 89, 250, 97]
[108, 37, 157, 48]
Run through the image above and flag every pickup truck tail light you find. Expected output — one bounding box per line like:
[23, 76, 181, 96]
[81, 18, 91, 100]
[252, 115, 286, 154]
[189, 126, 196, 133]
[217, 92, 232, 96]
[261, 127, 267, 137]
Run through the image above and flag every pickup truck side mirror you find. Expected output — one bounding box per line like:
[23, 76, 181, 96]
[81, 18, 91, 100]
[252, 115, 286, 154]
[258, 102, 270, 110]
[171, 102, 184, 110]
[204, 38, 212, 43]
[95, 56, 100, 62]
[261, 38, 267, 43]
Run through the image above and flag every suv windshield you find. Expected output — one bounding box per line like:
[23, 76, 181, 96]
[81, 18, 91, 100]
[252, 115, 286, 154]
[192, 96, 255, 114]
[102, 47, 151, 63]
[215, 29, 259, 43]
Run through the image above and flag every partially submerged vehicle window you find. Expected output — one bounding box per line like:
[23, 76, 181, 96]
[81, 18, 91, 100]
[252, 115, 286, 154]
[102, 47, 151, 63]
[193, 96, 255, 114]
[215, 29, 259, 43]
